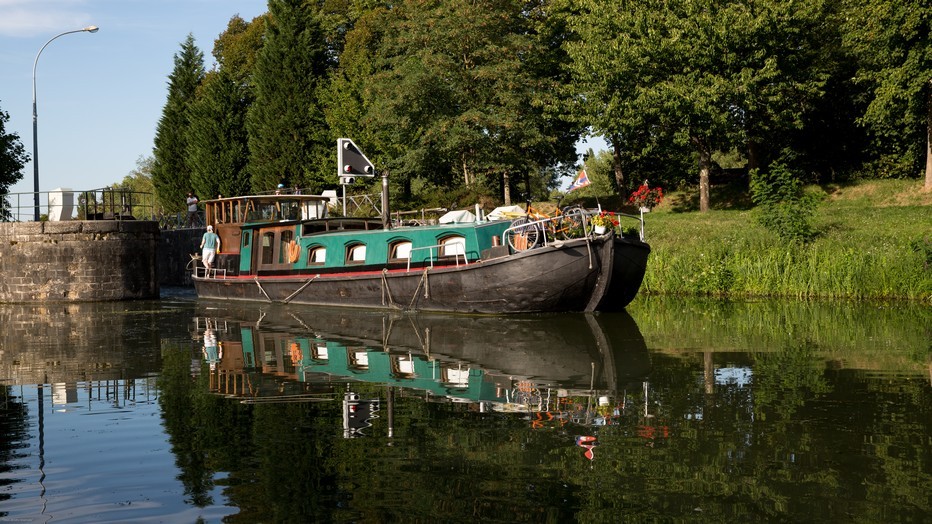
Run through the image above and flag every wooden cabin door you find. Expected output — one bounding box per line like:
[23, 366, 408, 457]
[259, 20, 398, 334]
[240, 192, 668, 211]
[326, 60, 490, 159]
[253, 226, 298, 273]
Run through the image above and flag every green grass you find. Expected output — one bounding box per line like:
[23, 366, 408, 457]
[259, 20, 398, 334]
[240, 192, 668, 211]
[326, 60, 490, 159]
[635, 180, 932, 302]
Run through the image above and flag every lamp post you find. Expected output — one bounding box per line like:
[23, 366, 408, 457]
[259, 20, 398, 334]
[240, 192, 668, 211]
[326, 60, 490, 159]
[32, 26, 99, 221]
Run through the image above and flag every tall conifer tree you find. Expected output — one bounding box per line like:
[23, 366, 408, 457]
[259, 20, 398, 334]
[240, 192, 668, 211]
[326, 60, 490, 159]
[186, 69, 251, 200]
[247, 0, 332, 193]
[152, 35, 205, 212]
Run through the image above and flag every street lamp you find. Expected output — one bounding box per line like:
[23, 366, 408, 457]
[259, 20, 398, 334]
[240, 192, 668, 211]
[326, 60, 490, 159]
[32, 25, 99, 221]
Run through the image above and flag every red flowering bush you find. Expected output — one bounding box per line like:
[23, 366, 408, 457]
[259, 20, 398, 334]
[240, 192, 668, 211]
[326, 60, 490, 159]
[628, 184, 664, 208]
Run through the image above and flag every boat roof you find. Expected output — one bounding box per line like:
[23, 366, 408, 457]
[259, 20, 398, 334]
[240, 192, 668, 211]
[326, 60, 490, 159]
[203, 193, 331, 205]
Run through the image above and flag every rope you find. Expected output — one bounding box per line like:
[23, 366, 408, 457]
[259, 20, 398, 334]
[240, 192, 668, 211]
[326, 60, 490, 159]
[282, 275, 319, 304]
[254, 278, 272, 302]
[380, 269, 398, 308]
[407, 267, 431, 310]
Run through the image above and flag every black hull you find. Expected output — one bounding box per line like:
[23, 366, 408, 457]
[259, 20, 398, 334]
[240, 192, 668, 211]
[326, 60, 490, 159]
[593, 236, 651, 311]
[194, 237, 613, 314]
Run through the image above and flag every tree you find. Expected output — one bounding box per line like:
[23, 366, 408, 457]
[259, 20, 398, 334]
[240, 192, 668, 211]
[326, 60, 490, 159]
[842, 0, 932, 188]
[364, 0, 579, 206]
[567, 0, 832, 212]
[0, 101, 28, 221]
[212, 14, 268, 87]
[186, 69, 251, 200]
[152, 35, 205, 212]
[247, 0, 332, 193]
[97, 155, 157, 220]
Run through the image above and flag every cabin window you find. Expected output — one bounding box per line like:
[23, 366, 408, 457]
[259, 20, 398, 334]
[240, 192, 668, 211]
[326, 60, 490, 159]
[307, 246, 326, 266]
[348, 348, 369, 369]
[311, 343, 328, 361]
[261, 232, 275, 265]
[391, 355, 417, 379]
[242, 230, 251, 248]
[346, 243, 367, 264]
[443, 366, 470, 387]
[440, 235, 466, 257]
[279, 230, 294, 263]
[389, 240, 412, 261]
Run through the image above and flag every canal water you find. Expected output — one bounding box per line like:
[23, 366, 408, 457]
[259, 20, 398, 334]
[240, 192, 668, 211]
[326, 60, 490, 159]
[1, 292, 929, 522]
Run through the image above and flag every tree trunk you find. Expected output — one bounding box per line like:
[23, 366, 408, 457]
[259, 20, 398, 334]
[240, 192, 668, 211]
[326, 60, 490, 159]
[611, 134, 624, 191]
[503, 171, 511, 205]
[925, 80, 931, 191]
[693, 136, 712, 212]
[462, 153, 471, 186]
[747, 139, 761, 173]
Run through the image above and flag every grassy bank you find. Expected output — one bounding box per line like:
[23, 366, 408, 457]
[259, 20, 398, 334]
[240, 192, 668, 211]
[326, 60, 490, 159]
[629, 179, 931, 302]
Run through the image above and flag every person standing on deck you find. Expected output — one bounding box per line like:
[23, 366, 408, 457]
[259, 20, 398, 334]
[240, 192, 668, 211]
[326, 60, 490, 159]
[185, 192, 199, 227]
[200, 225, 221, 272]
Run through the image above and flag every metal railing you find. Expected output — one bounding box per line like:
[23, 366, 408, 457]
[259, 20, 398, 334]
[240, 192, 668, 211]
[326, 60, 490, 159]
[1, 188, 157, 222]
[406, 243, 468, 271]
[192, 266, 228, 279]
[500, 209, 646, 252]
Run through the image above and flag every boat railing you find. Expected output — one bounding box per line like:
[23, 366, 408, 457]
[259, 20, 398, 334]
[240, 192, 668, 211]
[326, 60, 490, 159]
[607, 211, 646, 241]
[193, 266, 228, 280]
[406, 243, 468, 271]
[500, 209, 646, 252]
[391, 207, 448, 227]
[586, 209, 647, 241]
[499, 212, 587, 250]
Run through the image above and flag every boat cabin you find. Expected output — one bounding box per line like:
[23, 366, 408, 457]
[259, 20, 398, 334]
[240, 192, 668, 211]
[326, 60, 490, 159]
[202, 194, 512, 278]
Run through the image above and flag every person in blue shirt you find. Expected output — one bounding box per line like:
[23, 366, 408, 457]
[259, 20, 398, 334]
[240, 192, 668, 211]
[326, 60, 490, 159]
[199, 225, 221, 271]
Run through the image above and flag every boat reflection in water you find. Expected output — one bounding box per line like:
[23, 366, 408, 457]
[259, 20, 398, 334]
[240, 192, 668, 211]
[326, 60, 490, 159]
[195, 304, 650, 437]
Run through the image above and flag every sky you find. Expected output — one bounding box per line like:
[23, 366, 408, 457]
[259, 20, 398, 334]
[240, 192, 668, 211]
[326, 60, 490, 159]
[0, 0, 605, 206]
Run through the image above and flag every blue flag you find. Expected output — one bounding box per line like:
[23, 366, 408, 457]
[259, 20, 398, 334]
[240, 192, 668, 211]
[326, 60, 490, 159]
[568, 170, 590, 192]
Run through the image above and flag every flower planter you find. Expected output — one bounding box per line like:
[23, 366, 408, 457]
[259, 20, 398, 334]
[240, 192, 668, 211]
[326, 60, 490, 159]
[594, 225, 607, 235]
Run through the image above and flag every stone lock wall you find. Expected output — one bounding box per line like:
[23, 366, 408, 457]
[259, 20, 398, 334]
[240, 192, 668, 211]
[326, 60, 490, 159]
[0, 221, 160, 302]
[158, 228, 204, 287]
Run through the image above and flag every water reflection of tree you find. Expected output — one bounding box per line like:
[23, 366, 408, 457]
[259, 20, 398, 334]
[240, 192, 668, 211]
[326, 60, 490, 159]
[158, 343, 930, 522]
[753, 340, 832, 420]
[0, 385, 29, 512]
[159, 345, 218, 506]
[160, 343, 342, 521]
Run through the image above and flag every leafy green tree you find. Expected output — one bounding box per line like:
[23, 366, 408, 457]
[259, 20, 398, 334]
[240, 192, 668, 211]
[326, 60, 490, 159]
[152, 35, 205, 212]
[364, 0, 579, 206]
[567, 0, 832, 212]
[727, 0, 830, 172]
[247, 0, 332, 193]
[186, 69, 251, 200]
[110, 155, 157, 219]
[841, 0, 931, 187]
[0, 101, 28, 221]
[320, 7, 389, 207]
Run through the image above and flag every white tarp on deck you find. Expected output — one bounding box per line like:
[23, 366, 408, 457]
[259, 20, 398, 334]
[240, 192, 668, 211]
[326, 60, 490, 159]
[438, 209, 476, 224]
[487, 205, 525, 221]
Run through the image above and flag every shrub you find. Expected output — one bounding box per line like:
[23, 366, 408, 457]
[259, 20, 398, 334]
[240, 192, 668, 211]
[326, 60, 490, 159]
[750, 160, 819, 242]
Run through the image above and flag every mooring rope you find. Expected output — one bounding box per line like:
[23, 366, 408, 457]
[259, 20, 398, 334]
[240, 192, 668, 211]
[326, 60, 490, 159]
[282, 275, 319, 304]
[380, 269, 399, 308]
[254, 278, 272, 302]
[407, 267, 431, 310]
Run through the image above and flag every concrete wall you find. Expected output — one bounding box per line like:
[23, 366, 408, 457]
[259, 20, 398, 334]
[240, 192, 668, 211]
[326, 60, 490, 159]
[0, 221, 159, 302]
